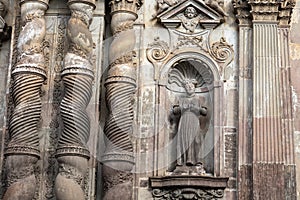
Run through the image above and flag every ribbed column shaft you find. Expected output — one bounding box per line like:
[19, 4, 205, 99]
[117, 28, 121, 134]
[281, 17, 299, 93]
[238, 26, 253, 200]
[278, 27, 295, 165]
[252, 23, 282, 163]
[238, 26, 253, 165]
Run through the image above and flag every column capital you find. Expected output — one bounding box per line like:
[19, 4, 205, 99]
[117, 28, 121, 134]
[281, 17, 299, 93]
[68, 0, 96, 9]
[249, 0, 280, 22]
[109, 0, 143, 15]
[232, 0, 252, 26]
[20, 0, 49, 7]
[278, 0, 296, 27]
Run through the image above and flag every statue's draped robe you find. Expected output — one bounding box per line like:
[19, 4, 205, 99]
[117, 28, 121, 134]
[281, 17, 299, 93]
[176, 96, 204, 166]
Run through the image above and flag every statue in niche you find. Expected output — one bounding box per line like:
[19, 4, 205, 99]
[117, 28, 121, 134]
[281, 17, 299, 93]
[168, 60, 213, 175]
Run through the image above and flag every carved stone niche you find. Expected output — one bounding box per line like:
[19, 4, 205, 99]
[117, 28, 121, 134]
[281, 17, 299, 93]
[150, 176, 228, 200]
[156, 0, 225, 35]
[148, 47, 229, 198]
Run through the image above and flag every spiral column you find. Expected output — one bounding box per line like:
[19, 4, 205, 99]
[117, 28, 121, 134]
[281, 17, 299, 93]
[102, 0, 142, 199]
[54, 1, 95, 199]
[3, 0, 48, 199]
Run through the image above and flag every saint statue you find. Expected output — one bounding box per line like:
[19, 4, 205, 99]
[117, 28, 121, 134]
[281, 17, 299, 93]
[170, 78, 208, 175]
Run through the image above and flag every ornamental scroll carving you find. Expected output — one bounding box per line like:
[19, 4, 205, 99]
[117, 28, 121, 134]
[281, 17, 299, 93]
[149, 176, 228, 200]
[146, 37, 170, 80]
[147, 36, 233, 78]
[209, 37, 234, 75]
[3, 0, 48, 199]
[149, 0, 234, 77]
[54, 1, 95, 199]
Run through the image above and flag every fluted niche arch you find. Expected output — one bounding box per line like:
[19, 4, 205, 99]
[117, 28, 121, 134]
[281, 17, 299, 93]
[155, 51, 224, 176]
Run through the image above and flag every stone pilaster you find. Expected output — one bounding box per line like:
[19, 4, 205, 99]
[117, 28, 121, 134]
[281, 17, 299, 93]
[249, 0, 296, 199]
[102, 0, 142, 199]
[233, 0, 253, 198]
[54, 1, 95, 199]
[278, 1, 297, 199]
[2, 0, 48, 199]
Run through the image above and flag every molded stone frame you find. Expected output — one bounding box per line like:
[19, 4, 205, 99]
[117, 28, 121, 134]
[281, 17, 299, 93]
[148, 0, 229, 180]
[154, 50, 224, 177]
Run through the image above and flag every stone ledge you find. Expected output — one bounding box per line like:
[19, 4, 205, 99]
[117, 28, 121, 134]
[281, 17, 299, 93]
[150, 175, 229, 188]
[149, 175, 229, 200]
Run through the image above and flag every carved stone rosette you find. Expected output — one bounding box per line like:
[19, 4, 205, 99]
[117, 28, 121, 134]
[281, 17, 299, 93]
[54, 1, 95, 199]
[102, 0, 142, 199]
[3, 0, 48, 199]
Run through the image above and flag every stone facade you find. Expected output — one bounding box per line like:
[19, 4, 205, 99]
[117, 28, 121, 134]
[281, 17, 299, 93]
[0, 0, 299, 199]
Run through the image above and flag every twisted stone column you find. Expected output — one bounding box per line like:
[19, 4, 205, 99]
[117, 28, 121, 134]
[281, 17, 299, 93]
[54, 1, 95, 199]
[3, 0, 48, 199]
[102, 0, 142, 199]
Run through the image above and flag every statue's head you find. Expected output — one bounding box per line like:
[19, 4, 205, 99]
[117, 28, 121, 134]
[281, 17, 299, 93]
[183, 79, 197, 96]
[184, 6, 197, 19]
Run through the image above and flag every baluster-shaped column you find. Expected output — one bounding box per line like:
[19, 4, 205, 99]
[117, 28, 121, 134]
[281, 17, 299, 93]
[54, 0, 95, 199]
[102, 0, 142, 199]
[3, 0, 48, 199]
[233, 0, 253, 199]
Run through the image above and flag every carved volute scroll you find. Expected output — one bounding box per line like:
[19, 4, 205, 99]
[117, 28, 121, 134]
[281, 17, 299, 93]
[54, 0, 95, 199]
[209, 37, 234, 75]
[150, 0, 234, 78]
[3, 0, 48, 199]
[102, 0, 142, 199]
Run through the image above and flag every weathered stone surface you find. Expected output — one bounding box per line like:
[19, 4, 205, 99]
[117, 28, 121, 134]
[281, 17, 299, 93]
[0, 0, 299, 199]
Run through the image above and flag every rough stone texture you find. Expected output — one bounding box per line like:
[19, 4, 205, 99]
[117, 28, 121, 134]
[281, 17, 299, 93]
[224, 133, 237, 178]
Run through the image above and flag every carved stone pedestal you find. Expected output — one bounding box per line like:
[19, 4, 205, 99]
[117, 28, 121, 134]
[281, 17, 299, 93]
[149, 176, 228, 200]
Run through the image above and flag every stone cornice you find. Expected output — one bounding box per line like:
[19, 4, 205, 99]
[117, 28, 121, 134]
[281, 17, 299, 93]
[278, 0, 296, 27]
[249, 0, 280, 22]
[233, 0, 296, 25]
